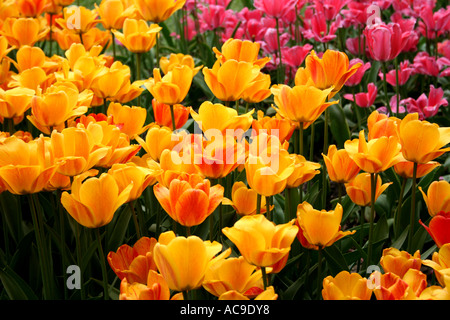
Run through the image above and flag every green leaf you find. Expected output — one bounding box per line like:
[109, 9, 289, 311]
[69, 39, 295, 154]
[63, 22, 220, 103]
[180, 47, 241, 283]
[327, 102, 350, 148]
[323, 244, 349, 276]
[0, 265, 38, 300]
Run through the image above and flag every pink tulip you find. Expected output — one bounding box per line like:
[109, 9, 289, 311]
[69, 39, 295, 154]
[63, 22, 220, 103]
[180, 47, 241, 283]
[377, 94, 407, 115]
[345, 59, 371, 87]
[413, 51, 445, 77]
[303, 11, 340, 43]
[418, 6, 450, 39]
[364, 22, 411, 62]
[345, 35, 369, 57]
[254, 0, 297, 19]
[343, 83, 377, 108]
[199, 4, 228, 31]
[313, 0, 350, 22]
[390, 13, 419, 52]
[281, 44, 313, 69]
[403, 85, 448, 119]
[378, 60, 415, 86]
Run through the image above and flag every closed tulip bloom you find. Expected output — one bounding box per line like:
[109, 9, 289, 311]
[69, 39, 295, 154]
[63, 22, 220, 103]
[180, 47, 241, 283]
[241, 72, 272, 103]
[56, 6, 100, 34]
[203, 252, 265, 298]
[96, 0, 137, 30]
[398, 113, 450, 164]
[90, 61, 132, 100]
[106, 102, 147, 138]
[112, 18, 161, 53]
[190, 101, 254, 139]
[28, 83, 92, 134]
[394, 160, 440, 179]
[422, 243, 450, 287]
[153, 234, 223, 292]
[159, 53, 202, 76]
[119, 270, 174, 300]
[0, 136, 58, 195]
[364, 22, 410, 62]
[50, 126, 111, 176]
[153, 173, 224, 227]
[0, 87, 35, 119]
[380, 248, 422, 279]
[16, 0, 48, 17]
[296, 202, 355, 249]
[135, 124, 186, 162]
[286, 154, 321, 188]
[252, 110, 296, 145]
[203, 59, 261, 102]
[420, 212, 450, 249]
[344, 130, 403, 174]
[367, 110, 400, 140]
[345, 173, 391, 207]
[419, 180, 450, 217]
[222, 181, 270, 216]
[108, 162, 161, 202]
[134, 0, 186, 23]
[322, 145, 360, 183]
[152, 99, 190, 130]
[298, 49, 361, 98]
[213, 38, 271, 68]
[145, 65, 193, 105]
[156, 149, 199, 187]
[322, 271, 372, 300]
[61, 172, 133, 228]
[271, 84, 337, 128]
[1, 17, 49, 48]
[222, 214, 298, 268]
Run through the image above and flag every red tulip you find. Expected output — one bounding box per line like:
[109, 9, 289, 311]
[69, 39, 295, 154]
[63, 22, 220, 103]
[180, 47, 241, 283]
[420, 212, 450, 248]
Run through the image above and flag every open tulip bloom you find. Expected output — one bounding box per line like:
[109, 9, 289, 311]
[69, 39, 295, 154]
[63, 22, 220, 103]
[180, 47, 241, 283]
[1, 0, 450, 305]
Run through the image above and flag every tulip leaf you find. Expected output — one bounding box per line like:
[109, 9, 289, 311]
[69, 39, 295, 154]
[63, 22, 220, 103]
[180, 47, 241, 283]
[323, 245, 350, 276]
[327, 102, 350, 148]
[0, 263, 38, 300]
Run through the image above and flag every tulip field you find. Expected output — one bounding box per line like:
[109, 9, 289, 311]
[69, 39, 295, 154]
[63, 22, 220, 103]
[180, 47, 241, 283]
[1, 0, 450, 303]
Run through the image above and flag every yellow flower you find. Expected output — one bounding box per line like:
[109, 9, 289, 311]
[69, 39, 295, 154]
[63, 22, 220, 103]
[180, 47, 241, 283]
[213, 38, 271, 68]
[56, 6, 101, 34]
[222, 181, 270, 216]
[222, 214, 298, 268]
[90, 61, 132, 100]
[106, 102, 148, 138]
[422, 243, 450, 287]
[419, 180, 450, 217]
[296, 202, 355, 249]
[134, 0, 186, 23]
[112, 18, 161, 53]
[96, 0, 137, 30]
[159, 53, 202, 76]
[322, 271, 372, 300]
[345, 173, 392, 207]
[61, 172, 133, 228]
[398, 113, 450, 164]
[153, 233, 223, 292]
[1, 17, 49, 48]
[0, 87, 35, 119]
[379, 248, 422, 278]
[322, 144, 360, 183]
[286, 154, 321, 189]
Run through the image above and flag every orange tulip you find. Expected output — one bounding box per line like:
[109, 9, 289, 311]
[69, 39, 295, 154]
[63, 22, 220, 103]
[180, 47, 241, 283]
[145, 65, 193, 105]
[345, 172, 392, 207]
[322, 144, 360, 184]
[213, 38, 271, 68]
[156, 148, 199, 187]
[1, 17, 49, 48]
[134, 0, 186, 23]
[271, 84, 337, 129]
[96, 0, 137, 30]
[367, 110, 400, 140]
[379, 247, 422, 278]
[296, 49, 361, 98]
[90, 61, 133, 101]
[222, 214, 298, 268]
[61, 171, 133, 228]
[252, 110, 296, 144]
[394, 160, 440, 179]
[153, 233, 223, 292]
[420, 212, 450, 249]
[152, 99, 190, 130]
[0, 135, 58, 195]
[0, 87, 35, 119]
[202, 59, 261, 102]
[159, 53, 202, 76]
[419, 180, 450, 217]
[16, 0, 48, 17]
[153, 173, 224, 227]
[241, 72, 272, 103]
[370, 271, 410, 300]
[344, 130, 403, 174]
[222, 181, 270, 216]
[296, 202, 355, 250]
[322, 271, 373, 300]
[106, 102, 148, 138]
[56, 6, 100, 34]
[398, 113, 450, 164]
[112, 18, 161, 53]
[422, 243, 450, 287]
[286, 154, 321, 188]
[218, 286, 278, 300]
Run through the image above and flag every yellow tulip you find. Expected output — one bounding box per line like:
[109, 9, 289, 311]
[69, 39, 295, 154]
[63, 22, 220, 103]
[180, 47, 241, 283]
[422, 243, 450, 287]
[159, 53, 202, 76]
[271, 84, 337, 129]
[1, 17, 49, 48]
[380, 248, 422, 279]
[96, 0, 137, 30]
[251, 110, 296, 145]
[203, 59, 261, 102]
[61, 172, 133, 228]
[345, 173, 392, 207]
[222, 214, 298, 268]
[218, 286, 278, 300]
[145, 65, 193, 105]
[222, 181, 270, 216]
[296, 202, 355, 249]
[322, 271, 372, 300]
[419, 180, 450, 217]
[16, 0, 48, 17]
[286, 154, 321, 189]
[112, 18, 161, 53]
[190, 101, 254, 140]
[134, 0, 186, 23]
[241, 72, 272, 103]
[106, 102, 148, 138]
[322, 144, 360, 184]
[56, 6, 101, 34]
[398, 113, 450, 164]
[344, 130, 404, 174]
[153, 233, 223, 292]
[0, 87, 35, 119]
[213, 38, 271, 68]
[394, 160, 440, 179]
[90, 61, 133, 100]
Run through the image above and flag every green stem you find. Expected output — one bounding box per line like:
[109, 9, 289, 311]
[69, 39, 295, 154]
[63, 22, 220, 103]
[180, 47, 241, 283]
[261, 266, 268, 290]
[357, 206, 365, 273]
[316, 247, 323, 300]
[129, 201, 142, 239]
[136, 53, 142, 106]
[266, 195, 271, 220]
[298, 123, 304, 156]
[170, 104, 176, 130]
[183, 290, 189, 300]
[95, 228, 109, 300]
[309, 122, 315, 162]
[394, 57, 400, 117]
[57, 190, 68, 299]
[111, 31, 116, 60]
[256, 194, 262, 216]
[381, 63, 392, 115]
[408, 163, 418, 253]
[275, 17, 284, 84]
[75, 222, 85, 299]
[395, 177, 407, 238]
[366, 173, 377, 269]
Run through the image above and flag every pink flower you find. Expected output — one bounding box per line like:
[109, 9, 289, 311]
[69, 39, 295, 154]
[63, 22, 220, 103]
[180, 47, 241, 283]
[377, 94, 407, 115]
[438, 40, 450, 60]
[378, 60, 415, 86]
[418, 6, 450, 39]
[259, 27, 290, 55]
[313, 0, 350, 22]
[364, 22, 411, 62]
[343, 83, 378, 108]
[303, 11, 340, 43]
[254, 0, 297, 19]
[390, 13, 419, 52]
[345, 58, 371, 87]
[403, 85, 448, 119]
[199, 4, 228, 31]
[341, 2, 370, 27]
[413, 51, 442, 77]
[345, 35, 369, 57]
[281, 44, 313, 69]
